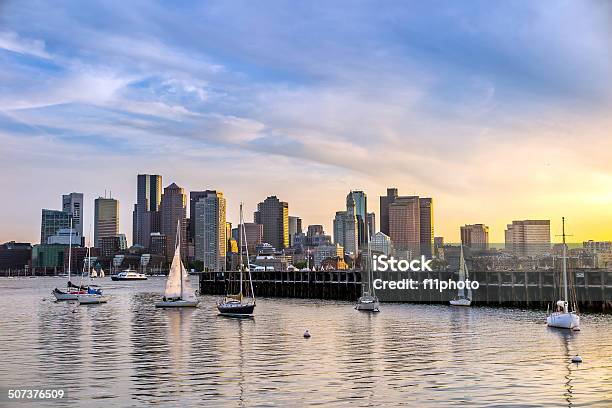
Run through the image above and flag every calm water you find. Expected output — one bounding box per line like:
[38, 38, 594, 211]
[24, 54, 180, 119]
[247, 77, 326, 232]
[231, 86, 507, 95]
[0, 277, 610, 407]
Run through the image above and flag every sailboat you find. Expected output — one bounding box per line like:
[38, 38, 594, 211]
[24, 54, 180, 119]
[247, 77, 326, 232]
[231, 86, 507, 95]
[217, 203, 256, 316]
[450, 245, 472, 306]
[77, 231, 108, 304]
[155, 221, 199, 308]
[355, 222, 380, 312]
[53, 217, 88, 301]
[547, 217, 580, 330]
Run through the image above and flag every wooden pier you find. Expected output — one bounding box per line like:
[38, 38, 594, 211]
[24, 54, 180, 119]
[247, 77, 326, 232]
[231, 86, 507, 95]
[198, 268, 612, 312]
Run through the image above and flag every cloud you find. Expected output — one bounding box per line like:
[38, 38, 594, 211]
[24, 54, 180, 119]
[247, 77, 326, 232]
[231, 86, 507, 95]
[0, 30, 50, 59]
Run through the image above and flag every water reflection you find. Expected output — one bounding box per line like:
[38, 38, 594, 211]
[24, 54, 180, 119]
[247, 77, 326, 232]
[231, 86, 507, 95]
[0, 278, 610, 407]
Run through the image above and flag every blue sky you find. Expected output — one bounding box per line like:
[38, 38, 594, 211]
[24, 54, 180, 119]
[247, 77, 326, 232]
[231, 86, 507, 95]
[1, 0, 611, 243]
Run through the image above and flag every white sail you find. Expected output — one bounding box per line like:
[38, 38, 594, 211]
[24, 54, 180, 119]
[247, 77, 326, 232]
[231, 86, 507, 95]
[164, 243, 183, 299]
[181, 261, 196, 301]
[458, 245, 466, 298]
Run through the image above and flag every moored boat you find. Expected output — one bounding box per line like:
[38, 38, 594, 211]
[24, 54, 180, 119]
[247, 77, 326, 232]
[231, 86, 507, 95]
[450, 245, 472, 307]
[111, 268, 148, 281]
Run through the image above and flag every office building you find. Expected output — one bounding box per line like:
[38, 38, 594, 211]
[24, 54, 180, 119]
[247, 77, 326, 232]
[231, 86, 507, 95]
[47, 228, 82, 246]
[132, 174, 162, 248]
[40, 209, 71, 245]
[389, 196, 420, 256]
[94, 197, 119, 247]
[289, 216, 302, 246]
[333, 193, 359, 256]
[254, 196, 289, 250]
[504, 220, 550, 257]
[194, 191, 227, 271]
[380, 188, 398, 235]
[349, 191, 368, 246]
[235, 223, 264, 254]
[314, 243, 344, 267]
[366, 212, 376, 238]
[0, 242, 32, 271]
[160, 183, 187, 260]
[370, 232, 392, 255]
[150, 233, 167, 257]
[62, 193, 84, 239]
[583, 240, 612, 253]
[307, 225, 324, 237]
[460, 224, 490, 250]
[419, 198, 433, 257]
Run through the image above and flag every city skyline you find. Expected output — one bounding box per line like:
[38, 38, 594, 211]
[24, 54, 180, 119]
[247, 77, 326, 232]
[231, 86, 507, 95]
[1, 1, 611, 244]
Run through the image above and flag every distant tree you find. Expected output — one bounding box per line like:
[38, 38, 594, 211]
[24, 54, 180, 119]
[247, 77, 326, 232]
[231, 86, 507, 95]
[294, 260, 307, 269]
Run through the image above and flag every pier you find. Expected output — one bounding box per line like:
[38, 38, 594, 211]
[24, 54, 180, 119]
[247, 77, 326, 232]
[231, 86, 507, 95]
[198, 268, 612, 312]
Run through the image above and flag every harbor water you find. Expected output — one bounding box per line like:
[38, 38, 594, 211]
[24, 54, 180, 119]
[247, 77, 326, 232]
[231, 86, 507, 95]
[0, 277, 610, 407]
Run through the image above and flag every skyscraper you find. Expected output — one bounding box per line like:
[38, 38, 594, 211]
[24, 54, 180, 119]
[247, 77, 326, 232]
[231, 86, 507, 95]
[160, 183, 187, 260]
[349, 191, 368, 246]
[62, 192, 84, 239]
[288, 216, 302, 246]
[419, 197, 433, 258]
[389, 196, 420, 256]
[190, 190, 216, 239]
[505, 220, 550, 257]
[132, 174, 162, 248]
[460, 224, 490, 250]
[333, 193, 359, 256]
[40, 209, 71, 244]
[380, 188, 398, 235]
[366, 212, 376, 238]
[94, 197, 119, 247]
[194, 191, 226, 271]
[254, 196, 289, 250]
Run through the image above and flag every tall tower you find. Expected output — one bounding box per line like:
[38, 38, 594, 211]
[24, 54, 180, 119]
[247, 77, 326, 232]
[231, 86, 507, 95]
[389, 196, 420, 257]
[349, 191, 368, 246]
[132, 174, 162, 247]
[380, 188, 398, 235]
[419, 197, 433, 257]
[62, 192, 84, 238]
[160, 183, 187, 260]
[254, 196, 289, 250]
[194, 191, 227, 271]
[94, 197, 119, 247]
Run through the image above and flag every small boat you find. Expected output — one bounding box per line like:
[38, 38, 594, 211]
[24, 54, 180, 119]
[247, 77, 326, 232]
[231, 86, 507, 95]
[217, 203, 256, 317]
[111, 268, 148, 281]
[547, 218, 580, 330]
[355, 222, 380, 312]
[155, 221, 199, 308]
[78, 287, 109, 304]
[450, 245, 472, 306]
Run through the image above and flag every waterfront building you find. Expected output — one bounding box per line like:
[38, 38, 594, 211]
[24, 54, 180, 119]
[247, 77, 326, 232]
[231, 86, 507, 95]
[32, 244, 68, 269]
[194, 191, 227, 271]
[460, 224, 490, 250]
[160, 183, 187, 260]
[47, 228, 82, 246]
[254, 196, 289, 250]
[132, 174, 162, 248]
[0, 242, 32, 271]
[94, 197, 119, 247]
[40, 209, 71, 245]
[314, 243, 344, 267]
[289, 216, 302, 247]
[149, 233, 167, 257]
[333, 193, 359, 257]
[62, 192, 84, 239]
[366, 212, 376, 238]
[370, 232, 392, 256]
[504, 220, 550, 257]
[100, 236, 121, 257]
[583, 240, 612, 253]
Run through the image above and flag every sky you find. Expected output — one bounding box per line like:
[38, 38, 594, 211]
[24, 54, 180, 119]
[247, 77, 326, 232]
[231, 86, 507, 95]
[1, 0, 611, 244]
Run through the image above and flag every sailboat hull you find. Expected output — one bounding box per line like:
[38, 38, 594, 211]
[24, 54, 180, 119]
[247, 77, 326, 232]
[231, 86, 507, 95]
[217, 303, 255, 316]
[355, 297, 380, 312]
[78, 294, 109, 304]
[155, 299, 199, 308]
[547, 312, 580, 330]
[450, 298, 472, 306]
[52, 288, 85, 301]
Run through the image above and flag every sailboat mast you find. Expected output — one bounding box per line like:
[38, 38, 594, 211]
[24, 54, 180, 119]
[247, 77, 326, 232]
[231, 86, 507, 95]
[177, 220, 183, 298]
[562, 217, 568, 306]
[67, 216, 73, 282]
[239, 203, 244, 297]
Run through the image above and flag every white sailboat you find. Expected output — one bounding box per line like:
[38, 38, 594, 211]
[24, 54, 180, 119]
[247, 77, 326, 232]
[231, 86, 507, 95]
[547, 217, 580, 330]
[53, 217, 87, 301]
[77, 234, 108, 305]
[155, 221, 199, 308]
[450, 245, 472, 306]
[355, 220, 380, 312]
